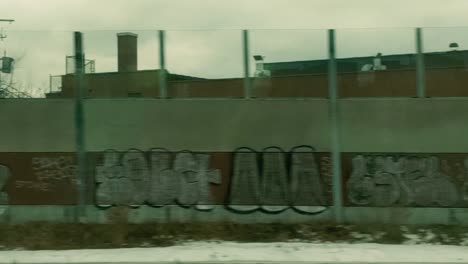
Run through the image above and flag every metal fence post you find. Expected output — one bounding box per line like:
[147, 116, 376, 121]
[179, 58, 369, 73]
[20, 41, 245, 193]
[159, 30, 168, 98]
[242, 30, 252, 98]
[74, 32, 87, 222]
[49, 74, 52, 93]
[416, 28, 426, 98]
[328, 29, 343, 223]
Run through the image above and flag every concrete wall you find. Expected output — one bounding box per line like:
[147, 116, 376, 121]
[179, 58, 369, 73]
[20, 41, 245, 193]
[1, 98, 468, 153]
[340, 98, 468, 153]
[2, 98, 468, 224]
[0, 100, 75, 152]
[84, 99, 330, 152]
[2, 206, 468, 226]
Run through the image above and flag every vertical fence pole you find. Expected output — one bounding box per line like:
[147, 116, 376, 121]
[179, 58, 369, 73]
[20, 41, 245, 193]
[242, 30, 252, 99]
[159, 30, 168, 99]
[328, 29, 343, 223]
[416, 28, 426, 98]
[74, 32, 87, 222]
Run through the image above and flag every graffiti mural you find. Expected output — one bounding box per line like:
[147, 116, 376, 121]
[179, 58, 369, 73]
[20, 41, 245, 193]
[2, 150, 468, 211]
[94, 146, 327, 213]
[464, 157, 468, 203]
[0, 165, 11, 205]
[11, 156, 78, 193]
[95, 149, 221, 210]
[14, 181, 50, 192]
[32, 156, 77, 183]
[21, 156, 76, 192]
[347, 155, 461, 207]
[228, 146, 328, 214]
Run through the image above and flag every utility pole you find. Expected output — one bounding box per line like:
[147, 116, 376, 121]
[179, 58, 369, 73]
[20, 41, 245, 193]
[328, 29, 343, 223]
[0, 19, 14, 98]
[0, 19, 15, 40]
[74, 32, 87, 222]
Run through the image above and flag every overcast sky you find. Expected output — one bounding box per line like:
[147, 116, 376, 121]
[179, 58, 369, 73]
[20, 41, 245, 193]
[2, 0, 468, 97]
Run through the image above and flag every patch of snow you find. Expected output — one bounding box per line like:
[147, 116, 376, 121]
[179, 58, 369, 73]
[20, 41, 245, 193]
[404, 229, 439, 245]
[460, 233, 468, 246]
[3, 242, 468, 263]
[350, 232, 374, 242]
[421, 229, 437, 241]
[0, 206, 7, 215]
[403, 233, 423, 245]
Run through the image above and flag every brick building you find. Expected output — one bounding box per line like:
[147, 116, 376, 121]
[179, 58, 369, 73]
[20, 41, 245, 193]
[46, 32, 468, 99]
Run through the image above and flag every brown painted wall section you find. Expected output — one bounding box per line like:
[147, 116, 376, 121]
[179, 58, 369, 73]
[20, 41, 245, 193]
[1, 151, 467, 207]
[1, 151, 332, 206]
[54, 67, 468, 98]
[1, 153, 78, 205]
[60, 71, 161, 98]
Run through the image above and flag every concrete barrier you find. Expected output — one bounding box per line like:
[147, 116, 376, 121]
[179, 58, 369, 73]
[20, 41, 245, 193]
[2, 205, 468, 226]
[1, 98, 468, 153]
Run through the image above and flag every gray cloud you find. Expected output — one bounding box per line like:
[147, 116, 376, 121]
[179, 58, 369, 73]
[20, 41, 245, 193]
[4, 0, 468, 30]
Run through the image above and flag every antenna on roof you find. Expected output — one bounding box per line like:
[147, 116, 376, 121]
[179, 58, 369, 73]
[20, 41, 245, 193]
[449, 42, 459, 51]
[0, 19, 14, 41]
[253, 55, 270, 77]
[253, 55, 264, 61]
[373, 52, 386, 71]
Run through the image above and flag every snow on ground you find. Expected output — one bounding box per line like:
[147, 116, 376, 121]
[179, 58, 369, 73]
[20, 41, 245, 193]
[1, 242, 468, 263]
[461, 234, 468, 246]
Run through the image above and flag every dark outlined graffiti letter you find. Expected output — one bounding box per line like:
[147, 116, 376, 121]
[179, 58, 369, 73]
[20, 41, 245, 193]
[290, 146, 326, 213]
[347, 155, 374, 206]
[372, 156, 400, 206]
[195, 153, 221, 211]
[95, 149, 125, 207]
[122, 149, 149, 206]
[174, 151, 200, 207]
[173, 151, 221, 210]
[228, 148, 261, 212]
[261, 147, 289, 212]
[148, 148, 178, 206]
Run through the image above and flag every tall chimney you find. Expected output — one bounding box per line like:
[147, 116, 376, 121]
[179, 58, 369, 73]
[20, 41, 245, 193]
[117, 32, 138, 72]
